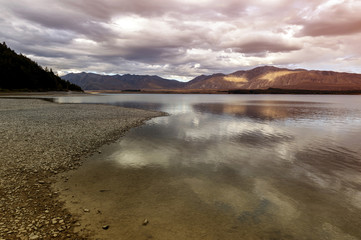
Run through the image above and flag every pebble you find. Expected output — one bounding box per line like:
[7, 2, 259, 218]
[102, 225, 109, 230]
[142, 219, 149, 226]
[83, 208, 90, 212]
[29, 233, 39, 240]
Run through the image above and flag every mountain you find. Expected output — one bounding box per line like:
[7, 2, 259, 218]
[185, 66, 361, 91]
[0, 42, 82, 91]
[62, 72, 185, 90]
[62, 66, 361, 92]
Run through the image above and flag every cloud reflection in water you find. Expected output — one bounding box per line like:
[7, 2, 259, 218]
[57, 94, 361, 239]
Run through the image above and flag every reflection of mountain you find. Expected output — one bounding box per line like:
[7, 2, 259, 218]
[112, 102, 163, 111]
[192, 101, 339, 121]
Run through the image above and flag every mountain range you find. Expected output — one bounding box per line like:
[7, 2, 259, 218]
[61, 72, 183, 90]
[61, 66, 361, 92]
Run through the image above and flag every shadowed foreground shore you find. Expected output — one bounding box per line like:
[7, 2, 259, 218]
[0, 98, 164, 239]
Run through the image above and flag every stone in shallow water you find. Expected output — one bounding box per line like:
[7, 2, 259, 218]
[142, 219, 149, 226]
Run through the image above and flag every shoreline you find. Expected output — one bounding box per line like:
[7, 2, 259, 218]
[0, 97, 165, 239]
[85, 88, 361, 95]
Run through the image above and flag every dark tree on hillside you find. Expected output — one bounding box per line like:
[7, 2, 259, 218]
[0, 42, 82, 91]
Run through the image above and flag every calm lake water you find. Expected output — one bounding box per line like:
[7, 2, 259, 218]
[55, 94, 361, 239]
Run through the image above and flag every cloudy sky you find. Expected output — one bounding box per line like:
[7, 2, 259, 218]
[1, 0, 361, 81]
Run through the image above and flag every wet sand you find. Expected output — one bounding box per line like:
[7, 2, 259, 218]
[0, 97, 164, 239]
[53, 143, 262, 240]
[53, 135, 361, 240]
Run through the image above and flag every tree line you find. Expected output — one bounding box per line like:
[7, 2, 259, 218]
[0, 42, 82, 91]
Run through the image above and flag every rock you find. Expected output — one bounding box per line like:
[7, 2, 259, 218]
[83, 208, 90, 212]
[102, 225, 109, 230]
[142, 219, 149, 226]
[38, 180, 45, 184]
[99, 189, 110, 192]
[29, 233, 39, 240]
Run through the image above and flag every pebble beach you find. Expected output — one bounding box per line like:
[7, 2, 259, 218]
[0, 97, 164, 239]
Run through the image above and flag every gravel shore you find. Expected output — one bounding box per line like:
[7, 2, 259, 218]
[0, 98, 165, 239]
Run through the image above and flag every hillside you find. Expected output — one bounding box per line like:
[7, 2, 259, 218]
[185, 66, 361, 91]
[0, 42, 82, 91]
[62, 66, 361, 92]
[62, 72, 185, 90]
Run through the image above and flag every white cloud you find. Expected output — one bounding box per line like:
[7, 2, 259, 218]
[0, 0, 360, 80]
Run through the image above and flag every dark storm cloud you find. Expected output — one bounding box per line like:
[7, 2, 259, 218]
[12, 6, 117, 42]
[231, 40, 301, 54]
[62, 0, 249, 19]
[1, 0, 361, 80]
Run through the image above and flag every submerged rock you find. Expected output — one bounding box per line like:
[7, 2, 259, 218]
[102, 225, 109, 230]
[142, 219, 149, 226]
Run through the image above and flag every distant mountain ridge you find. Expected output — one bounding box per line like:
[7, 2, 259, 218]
[62, 66, 361, 91]
[185, 66, 361, 91]
[62, 72, 184, 90]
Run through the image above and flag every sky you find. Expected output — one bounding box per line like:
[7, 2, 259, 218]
[1, 0, 361, 81]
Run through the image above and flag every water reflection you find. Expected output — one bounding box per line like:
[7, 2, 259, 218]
[193, 101, 349, 121]
[231, 129, 294, 147]
[111, 101, 162, 110]
[55, 94, 361, 239]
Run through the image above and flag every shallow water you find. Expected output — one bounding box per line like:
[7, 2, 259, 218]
[55, 94, 361, 239]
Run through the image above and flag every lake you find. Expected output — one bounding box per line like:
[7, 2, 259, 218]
[55, 94, 361, 239]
